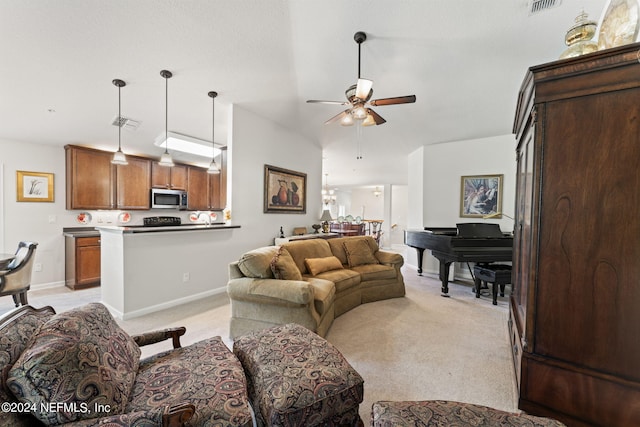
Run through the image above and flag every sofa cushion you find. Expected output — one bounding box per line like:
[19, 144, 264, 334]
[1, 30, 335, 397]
[238, 246, 278, 279]
[305, 256, 344, 276]
[343, 238, 379, 267]
[129, 336, 253, 427]
[282, 239, 333, 274]
[7, 303, 141, 425]
[270, 247, 302, 280]
[307, 268, 361, 293]
[350, 263, 397, 282]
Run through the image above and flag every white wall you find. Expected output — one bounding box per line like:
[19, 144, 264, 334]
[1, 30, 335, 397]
[0, 139, 78, 287]
[0, 105, 322, 292]
[406, 134, 517, 274]
[227, 105, 322, 254]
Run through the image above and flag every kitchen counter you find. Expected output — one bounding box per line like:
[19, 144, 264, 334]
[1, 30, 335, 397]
[96, 224, 240, 234]
[96, 223, 240, 319]
[62, 227, 100, 237]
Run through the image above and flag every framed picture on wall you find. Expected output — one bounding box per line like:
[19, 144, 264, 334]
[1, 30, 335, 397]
[460, 174, 502, 218]
[16, 170, 54, 202]
[264, 164, 306, 213]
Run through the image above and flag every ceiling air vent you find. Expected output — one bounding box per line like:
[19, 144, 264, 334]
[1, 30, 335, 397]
[111, 116, 141, 130]
[529, 0, 562, 14]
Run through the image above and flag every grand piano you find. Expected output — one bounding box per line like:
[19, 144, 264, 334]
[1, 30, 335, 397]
[404, 223, 513, 296]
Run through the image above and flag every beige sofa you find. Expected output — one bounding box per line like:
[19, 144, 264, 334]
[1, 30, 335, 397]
[227, 235, 405, 338]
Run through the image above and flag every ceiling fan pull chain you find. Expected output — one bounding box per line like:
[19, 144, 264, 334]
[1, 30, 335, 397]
[356, 121, 363, 159]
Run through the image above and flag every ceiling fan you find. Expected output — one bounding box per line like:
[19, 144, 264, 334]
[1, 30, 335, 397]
[307, 31, 416, 126]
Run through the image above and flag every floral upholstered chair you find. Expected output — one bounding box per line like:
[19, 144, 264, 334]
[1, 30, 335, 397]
[1, 303, 253, 427]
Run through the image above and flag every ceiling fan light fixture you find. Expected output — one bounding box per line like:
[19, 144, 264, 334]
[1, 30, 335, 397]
[352, 104, 368, 120]
[362, 112, 376, 127]
[355, 78, 373, 100]
[340, 113, 354, 126]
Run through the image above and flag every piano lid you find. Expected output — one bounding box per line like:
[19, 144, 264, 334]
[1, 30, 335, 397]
[456, 222, 504, 238]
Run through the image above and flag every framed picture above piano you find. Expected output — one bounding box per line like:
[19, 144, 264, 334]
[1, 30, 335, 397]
[460, 174, 503, 218]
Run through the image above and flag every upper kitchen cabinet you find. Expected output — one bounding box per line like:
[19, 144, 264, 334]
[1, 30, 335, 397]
[65, 145, 151, 210]
[66, 145, 114, 210]
[151, 162, 187, 190]
[115, 156, 151, 210]
[188, 148, 227, 211]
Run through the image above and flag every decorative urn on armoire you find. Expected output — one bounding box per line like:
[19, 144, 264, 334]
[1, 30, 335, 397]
[510, 43, 640, 426]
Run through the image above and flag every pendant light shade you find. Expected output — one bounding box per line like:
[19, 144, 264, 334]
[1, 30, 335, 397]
[158, 69, 175, 167]
[111, 79, 128, 165]
[207, 91, 220, 174]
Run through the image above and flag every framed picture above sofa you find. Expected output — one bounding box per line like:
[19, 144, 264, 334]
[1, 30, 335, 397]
[264, 164, 306, 214]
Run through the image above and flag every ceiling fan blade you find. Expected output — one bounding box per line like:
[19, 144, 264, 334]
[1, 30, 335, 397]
[325, 110, 350, 125]
[366, 109, 386, 125]
[370, 95, 416, 106]
[307, 100, 349, 105]
[355, 78, 373, 100]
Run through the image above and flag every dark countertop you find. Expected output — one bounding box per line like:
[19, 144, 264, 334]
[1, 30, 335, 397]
[63, 227, 100, 237]
[95, 224, 240, 234]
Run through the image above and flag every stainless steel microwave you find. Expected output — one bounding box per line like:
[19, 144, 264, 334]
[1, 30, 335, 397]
[150, 188, 188, 210]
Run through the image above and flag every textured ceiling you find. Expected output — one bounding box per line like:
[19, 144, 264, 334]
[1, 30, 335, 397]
[0, 0, 607, 187]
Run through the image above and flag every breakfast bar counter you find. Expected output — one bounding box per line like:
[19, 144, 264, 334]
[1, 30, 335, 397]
[96, 224, 240, 319]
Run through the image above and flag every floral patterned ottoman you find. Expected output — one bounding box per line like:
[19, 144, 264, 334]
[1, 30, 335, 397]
[233, 323, 364, 427]
[371, 400, 566, 426]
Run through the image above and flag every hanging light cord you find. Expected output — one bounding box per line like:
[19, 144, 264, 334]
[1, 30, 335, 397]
[117, 84, 122, 151]
[164, 74, 169, 154]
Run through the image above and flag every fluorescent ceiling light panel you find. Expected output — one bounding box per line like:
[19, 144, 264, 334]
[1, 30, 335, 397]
[154, 132, 221, 158]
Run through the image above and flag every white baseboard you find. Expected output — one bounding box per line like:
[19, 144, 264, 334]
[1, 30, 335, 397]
[103, 286, 228, 320]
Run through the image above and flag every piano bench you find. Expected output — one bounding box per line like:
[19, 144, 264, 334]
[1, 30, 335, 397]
[473, 264, 512, 305]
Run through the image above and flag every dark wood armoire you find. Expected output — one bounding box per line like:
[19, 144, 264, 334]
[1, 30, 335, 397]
[510, 43, 640, 426]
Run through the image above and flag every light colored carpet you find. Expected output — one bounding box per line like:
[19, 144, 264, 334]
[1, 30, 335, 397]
[0, 266, 519, 424]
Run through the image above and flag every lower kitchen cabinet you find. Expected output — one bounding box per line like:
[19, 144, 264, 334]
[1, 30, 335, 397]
[65, 235, 101, 290]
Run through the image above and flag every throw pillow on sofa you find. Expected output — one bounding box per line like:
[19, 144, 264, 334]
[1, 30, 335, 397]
[7, 303, 141, 425]
[271, 247, 302, 280]
[238, 246, 279, 278]
[343, 238, 379, 267]
[305, 256, 344, 276]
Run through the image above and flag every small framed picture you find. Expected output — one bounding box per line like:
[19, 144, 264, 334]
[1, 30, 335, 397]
[264, 164, 306, 214]
[460, 174, 503, 218]
[17, 171, 54, 202]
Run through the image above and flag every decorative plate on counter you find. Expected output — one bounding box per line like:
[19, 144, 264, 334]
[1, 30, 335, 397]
[118, 211, 131, 224]
[209, 212, 218, 221]
[76, 212, 92, 225]
[189, 212, 200, 222]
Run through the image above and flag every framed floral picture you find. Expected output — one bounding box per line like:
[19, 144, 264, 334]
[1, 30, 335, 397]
[460, 174, 502, 218]
[264, 164, 306, 214]
[16, 171, 54, 202]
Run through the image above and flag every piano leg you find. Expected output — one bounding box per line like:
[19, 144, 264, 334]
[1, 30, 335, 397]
[438, 260, 452, 297]
[415, 248, 425, 275]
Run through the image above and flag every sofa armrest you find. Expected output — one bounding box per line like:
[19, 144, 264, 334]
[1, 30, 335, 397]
[375, 250, 404, 267]
[228, 277, 313, 305]
[132, 327, 187, 349]
[61, 403, 195, 426]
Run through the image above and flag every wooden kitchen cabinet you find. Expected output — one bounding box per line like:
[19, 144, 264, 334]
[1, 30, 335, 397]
[188, 148, 227, 211]
[151, 162, 187, 190]
[511, 44, 640, 426]
[187, 166, 209, 210]
[66, 146, 114, 210]
[116, 156, 151, 209]
[65, 235, 101, 290]
[66, 145, 151, 210]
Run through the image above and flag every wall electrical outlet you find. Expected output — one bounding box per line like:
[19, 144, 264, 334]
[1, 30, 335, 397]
[34, 263, 43, 272]
[182, 272, 190, 282]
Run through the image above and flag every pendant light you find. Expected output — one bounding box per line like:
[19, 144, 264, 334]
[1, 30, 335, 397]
[158, 69, 174, 167]
[111, 79, 128, 165]
[207, 91, 220, 174]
